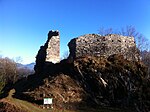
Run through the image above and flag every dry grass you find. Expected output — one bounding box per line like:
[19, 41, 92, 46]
[1, 89, 74, 112]
[0, 89, 134, 112]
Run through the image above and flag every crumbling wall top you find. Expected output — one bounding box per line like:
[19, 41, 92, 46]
[34, 30, 60, 74]
[48, 30, 59, 40]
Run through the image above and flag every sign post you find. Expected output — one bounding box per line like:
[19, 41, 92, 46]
[43, 98, 53, 109]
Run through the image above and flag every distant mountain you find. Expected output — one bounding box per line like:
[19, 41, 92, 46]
[16, 62, 35, 77]
[17, 62, 35, 70]
[24, 62, 35, 70]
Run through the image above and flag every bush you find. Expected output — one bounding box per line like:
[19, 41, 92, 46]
[0, 79, 5, 94]
[0, 57, 18, 94]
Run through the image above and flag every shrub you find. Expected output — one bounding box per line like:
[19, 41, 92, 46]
[0, 57, 18, 94]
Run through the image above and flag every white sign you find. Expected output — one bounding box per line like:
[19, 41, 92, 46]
[44, 98, 53, 104]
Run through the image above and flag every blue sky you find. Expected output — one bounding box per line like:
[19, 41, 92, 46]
[0, 0, 150, 64]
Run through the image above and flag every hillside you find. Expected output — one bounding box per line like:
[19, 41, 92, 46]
[17, 63, 35, 70]
[0, 89, 76, 112]
[1, 31, 149, 112]
[0, 88, 135, 112]
[13, 54, 150, 112]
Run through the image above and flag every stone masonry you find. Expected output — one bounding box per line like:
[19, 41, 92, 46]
[46, 30, 60, 63]
[34, 30, 60, 73]
[35, 31, 140, 74]
[68, 34, 140, 61]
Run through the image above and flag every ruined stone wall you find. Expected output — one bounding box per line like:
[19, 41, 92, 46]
[46, 31, 60, 63]
[34, 30, 60, 73]
[68, 34, 140, 61]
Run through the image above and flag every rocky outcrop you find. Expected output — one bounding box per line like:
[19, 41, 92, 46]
[14, 54, 149, 111]
[68, 34, 140, 61]
[34, 30, 60, 74]
[17, 32, 149, 111]
[34, 32, 140, 74]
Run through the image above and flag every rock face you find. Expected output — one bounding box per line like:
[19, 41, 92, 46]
[34, 30, 60, 73]
[14, 55, 149, 111]
[68, 34, 140, 61]
[14, 32, 149, 111]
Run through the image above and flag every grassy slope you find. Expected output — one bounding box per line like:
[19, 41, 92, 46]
[4, 89, 49, 112]
[0, 89, 134, 112]
[1, 89, 75, 112]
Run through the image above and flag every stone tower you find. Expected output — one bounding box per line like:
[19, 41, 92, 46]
[46, 30, 60, 63]
[34, 30, 60, 74]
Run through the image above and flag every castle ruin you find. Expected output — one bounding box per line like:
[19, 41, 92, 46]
[68, 34, 140, 61]
[34, 30, 60, 73]
[35, 30, 140, 73]
[46, 30, 60, 63]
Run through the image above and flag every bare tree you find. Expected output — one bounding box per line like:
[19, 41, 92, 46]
[14, 56, 23, 64]
[119, 25, 139, 37]
[17, 67, 34, 78]
[98, 26, 150, 77]
[0, 57, 20, 94]
[99, 27, 113, 36]
[99, 25, 150, 52]
[0, 57, 18, 84]
[141, 51, 150, 78]
[119, 25, 149, 51]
